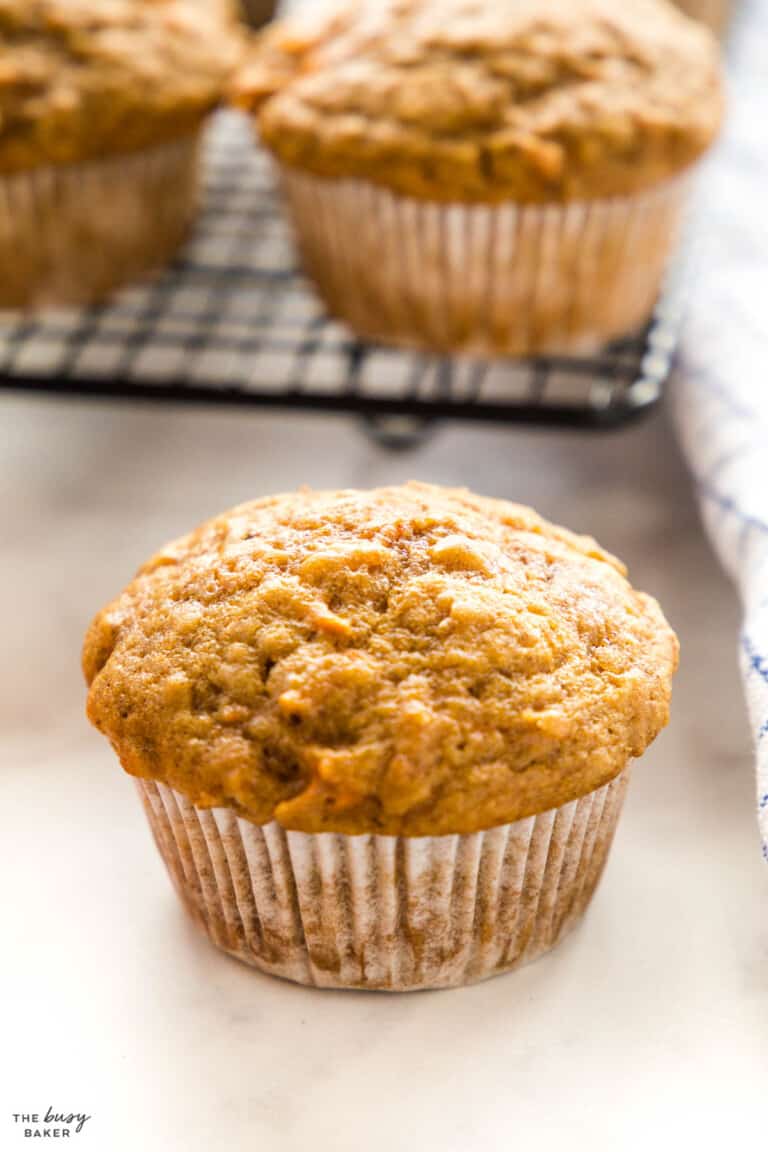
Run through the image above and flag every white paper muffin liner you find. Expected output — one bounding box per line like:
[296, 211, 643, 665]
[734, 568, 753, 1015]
[0, 133, 202, 310]
[278, 166, 689, 357]
[137, 767, 630, 991]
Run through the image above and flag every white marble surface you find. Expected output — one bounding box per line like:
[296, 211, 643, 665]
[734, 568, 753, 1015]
[2, 394, 766, 1151]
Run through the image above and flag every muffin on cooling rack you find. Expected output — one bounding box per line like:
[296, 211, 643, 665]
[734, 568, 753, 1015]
[0, 1, 241, 310]
[234, 0, 723, 356]
[84, 483, 678, 991]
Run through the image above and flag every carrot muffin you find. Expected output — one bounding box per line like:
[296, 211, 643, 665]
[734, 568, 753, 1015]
[234, 0, 723, 355]
[84, 484, 677, 990]
[0, 0, 241, 309]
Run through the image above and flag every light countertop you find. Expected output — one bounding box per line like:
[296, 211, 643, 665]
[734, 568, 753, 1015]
[2, 394, 766, 1150]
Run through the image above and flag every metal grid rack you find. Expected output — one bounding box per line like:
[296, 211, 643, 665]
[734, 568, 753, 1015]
[0, 113, 680, 430]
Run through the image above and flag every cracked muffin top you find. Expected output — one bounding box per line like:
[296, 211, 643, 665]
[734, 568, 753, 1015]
[0, 0, 242, 172]
[233, 0, 723, 202]
[84, 483, 678, 836]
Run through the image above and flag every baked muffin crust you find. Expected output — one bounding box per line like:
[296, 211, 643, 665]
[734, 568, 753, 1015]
[84, 484, 678, 835]
[0, 0, 241, 172]
[234, 0, 723, 202]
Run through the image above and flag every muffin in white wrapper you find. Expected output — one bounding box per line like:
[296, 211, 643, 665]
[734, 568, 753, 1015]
[0, 135, 202, 311]
[85, 484, 678, 994]
[279, 168, 689, 357]
[235, 0, 722, 357]
[137, 768, 629, 991]
[0, 1, 241, 310]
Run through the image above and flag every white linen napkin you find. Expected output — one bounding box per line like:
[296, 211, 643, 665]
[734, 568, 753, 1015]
[674, 0, 768, 860]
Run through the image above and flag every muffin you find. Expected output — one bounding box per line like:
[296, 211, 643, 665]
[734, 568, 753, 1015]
[83, 484, 677, 991]
[234, 0, 723, 356]
[0, 1, 241, 310]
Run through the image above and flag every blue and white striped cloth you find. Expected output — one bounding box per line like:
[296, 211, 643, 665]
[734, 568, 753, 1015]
[674, 0, 768, 861]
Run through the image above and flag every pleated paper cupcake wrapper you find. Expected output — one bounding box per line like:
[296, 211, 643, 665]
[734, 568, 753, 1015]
[279, 166, 689, 357]
[138, 767, 629, 991]
[0, 132, 202, 310]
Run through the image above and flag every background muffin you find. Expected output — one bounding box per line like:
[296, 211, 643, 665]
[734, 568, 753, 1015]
[0, 0, 241, 309]
[235, 0, 722, 356]
[84, 483, 678, 990]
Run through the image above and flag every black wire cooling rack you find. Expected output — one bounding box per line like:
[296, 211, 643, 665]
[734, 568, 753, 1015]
[0, 112, 681, 432]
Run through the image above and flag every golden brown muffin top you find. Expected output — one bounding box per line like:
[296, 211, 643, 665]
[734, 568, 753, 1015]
[84, 484, 678, 836]
[0, 0, 242, 172]
[233, 0, 723, 203]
